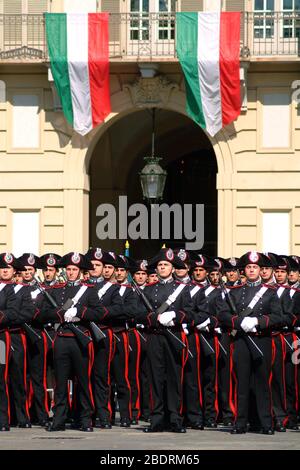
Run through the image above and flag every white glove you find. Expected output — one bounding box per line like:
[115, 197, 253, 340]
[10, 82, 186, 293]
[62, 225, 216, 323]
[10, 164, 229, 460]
[215, 327, 222, 335]
[241, 317, 258, 333]
[158, 311, 176, 327]
[182, 323, 189, 335]
[294, 327, 300, 332]
[196, 318, 211, 331]
[136, 323, 145, 329]
[64, 307, 78, 323]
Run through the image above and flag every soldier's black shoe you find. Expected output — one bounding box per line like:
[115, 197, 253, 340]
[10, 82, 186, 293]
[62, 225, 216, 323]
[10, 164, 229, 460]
[223, 420, 234, 427]
[205, 420, 217, 428]
[120, 418, 131, 428]
[170, 424, 186, 433]
[80, 426, 93, 432]
[46, 423, 66, 432]
[39, 420, 49, 428]
[191, 423, 204, 430]
[131, 419, 139, 425]
[231, 427, 246, 434]
[143, 426, 164, 433]
[0, 425, 9, 432]
[261, 428, 274, 435]
[95, 421, 112, 429]
[286, 424, 299, 430]
[275, 422, 286, 432]
[18, 422, 32, 429]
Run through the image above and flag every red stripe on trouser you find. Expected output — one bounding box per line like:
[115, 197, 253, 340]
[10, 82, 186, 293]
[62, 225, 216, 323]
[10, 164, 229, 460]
[292, 333, 299, 412]
[107, 329, 113, 418]
[133, 330, 141, 418]
[195, 333, 203, 408]
[88, 341, 95, 410]
[179, 332, 187, 415]
[67, 380, 72, 410]
[20, 332, 30, 419]
[229, 342, 237, 420]
[4, 332, 11, 423]
[42, 332, 49, 414]
[269, 338, 275, 418]
[122, 332, 132, 419]
[214, 336, 219, 418]
[279, 335, 287, 413]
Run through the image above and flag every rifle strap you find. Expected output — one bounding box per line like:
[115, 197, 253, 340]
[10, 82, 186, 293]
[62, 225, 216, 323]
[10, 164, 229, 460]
[247, 286, 268, 310]
[290, 288, 296, 299]
[97, 282, 113, 300]
[0, 283, 7, 293]
[204, 286, 216, 297]
[190, 285, 201, 298]
[119, 285, 127, 297]
[71, 285, 88, 306]
[14, 284, 23, 294]
[156, 284, 186, 315]
[276, 286, 286, 299]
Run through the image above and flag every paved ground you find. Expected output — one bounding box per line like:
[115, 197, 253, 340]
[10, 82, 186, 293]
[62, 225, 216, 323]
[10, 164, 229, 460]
[0, 421, 299, 450]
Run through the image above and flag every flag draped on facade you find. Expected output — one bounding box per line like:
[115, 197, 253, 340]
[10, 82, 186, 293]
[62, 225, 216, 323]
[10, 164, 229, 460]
[176, 12, 241, 137]
[45, 13, 111, 136]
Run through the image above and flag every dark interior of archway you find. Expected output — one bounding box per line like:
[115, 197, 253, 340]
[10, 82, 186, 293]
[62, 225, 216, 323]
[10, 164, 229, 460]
[126, 149, 217, 259]
[89, 108, 217, 259]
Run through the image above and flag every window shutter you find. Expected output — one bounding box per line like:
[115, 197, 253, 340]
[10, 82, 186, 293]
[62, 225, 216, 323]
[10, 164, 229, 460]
[27, 0, 48, 48]
[3, 0, 22, 48]
[180, 0, 203, 11]
[225, 0, 244, 44]
[101, 1, 120, 42]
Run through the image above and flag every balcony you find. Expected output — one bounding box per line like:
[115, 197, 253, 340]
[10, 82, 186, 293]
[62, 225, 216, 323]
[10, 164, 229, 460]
[0, 12, 299, 63]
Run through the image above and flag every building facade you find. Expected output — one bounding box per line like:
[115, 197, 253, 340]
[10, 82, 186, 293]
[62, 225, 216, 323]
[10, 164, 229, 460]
[0, 0, 299, 257]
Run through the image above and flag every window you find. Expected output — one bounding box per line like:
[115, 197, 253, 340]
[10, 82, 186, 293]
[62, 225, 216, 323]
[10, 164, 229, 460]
[254, 0, 274, 39]
[12, 211, 40, 257]
[260, 92, 291, 149]
[12, 94, 40, 149]
[283, 0, 300, 39]
[130, 0, 150, 41]
[158, 0, 175, 40]
[262, 212, 290, 254]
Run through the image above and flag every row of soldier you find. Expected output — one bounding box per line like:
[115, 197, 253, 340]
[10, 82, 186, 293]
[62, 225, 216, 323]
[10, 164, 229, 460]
[0, 248, 299, 434]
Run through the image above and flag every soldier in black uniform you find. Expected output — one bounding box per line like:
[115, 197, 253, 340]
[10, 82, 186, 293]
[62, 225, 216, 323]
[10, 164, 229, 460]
[127, 259, 149, 425]
[131, 259, 150, 423]
[174, 250, 209, 430]
[85, 248, 123, 429]
[136, 248, 195, 433]
[0, 253, 34, 428]
[110, 254, 137, 427]
[37, 252, 109, 432]
[18, 253, 50, 426]
[0, 258, 19, 431]
[217, 251, 283, 434]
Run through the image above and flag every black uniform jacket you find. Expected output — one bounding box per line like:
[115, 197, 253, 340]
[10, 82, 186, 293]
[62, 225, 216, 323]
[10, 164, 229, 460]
[36, 281, 109, 336]
[0, 282, 19, 330]
[135, 279, 195, 331]
[216, 283, 283, 334]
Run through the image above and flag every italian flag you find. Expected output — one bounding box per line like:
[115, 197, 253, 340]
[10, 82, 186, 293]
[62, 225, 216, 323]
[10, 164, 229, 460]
[45, 13, 111, 136]
[176, 12, 241, 137]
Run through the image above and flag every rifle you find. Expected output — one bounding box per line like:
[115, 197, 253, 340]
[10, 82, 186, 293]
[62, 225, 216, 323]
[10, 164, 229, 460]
[219, 277, 264, 361]
[132, 279, 192, 358]
[57, 271, 106, 343]
[34, 277, 92, 349]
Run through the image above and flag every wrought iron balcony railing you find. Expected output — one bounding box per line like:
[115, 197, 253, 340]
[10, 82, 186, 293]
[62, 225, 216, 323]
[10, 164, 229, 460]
[0, 12, 299, 62]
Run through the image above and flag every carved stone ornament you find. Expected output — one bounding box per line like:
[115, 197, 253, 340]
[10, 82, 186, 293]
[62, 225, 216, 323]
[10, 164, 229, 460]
[124, 75, 179, 108]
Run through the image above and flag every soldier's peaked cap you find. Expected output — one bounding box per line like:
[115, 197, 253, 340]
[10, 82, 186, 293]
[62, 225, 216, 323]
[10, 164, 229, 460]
[58, 252, 93, 270]
[17, 253, 40, 269]
[148, 248, 186, 269]
[0, 252, 25, 270]
[85, 248, 119, 267]
[238, 251, 271, 268]
[39, 253, 61, 269]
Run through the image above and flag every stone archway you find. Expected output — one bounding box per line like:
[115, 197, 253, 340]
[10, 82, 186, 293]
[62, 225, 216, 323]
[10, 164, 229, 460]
[62, 76, 236, 256]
